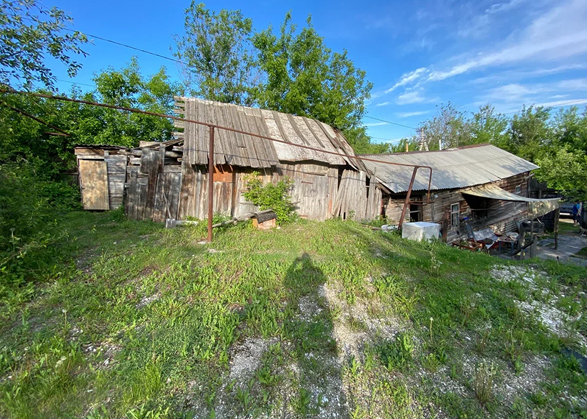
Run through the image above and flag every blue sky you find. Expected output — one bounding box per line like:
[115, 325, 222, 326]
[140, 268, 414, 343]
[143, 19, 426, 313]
[49, 0, 587, 144]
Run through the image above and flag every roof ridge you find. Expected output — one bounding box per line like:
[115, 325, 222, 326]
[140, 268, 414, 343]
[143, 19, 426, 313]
[359, 143, 494, 157]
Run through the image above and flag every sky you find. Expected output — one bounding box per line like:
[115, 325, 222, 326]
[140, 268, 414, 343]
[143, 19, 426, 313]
[48, 0, 587, 144]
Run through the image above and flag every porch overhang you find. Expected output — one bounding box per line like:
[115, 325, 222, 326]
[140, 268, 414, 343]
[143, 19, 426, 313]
[462, 185, 560, 218]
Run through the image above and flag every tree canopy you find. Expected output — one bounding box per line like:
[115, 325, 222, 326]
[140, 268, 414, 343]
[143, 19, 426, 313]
[174, 4, 378, 152]
[0, 0, 87, 89]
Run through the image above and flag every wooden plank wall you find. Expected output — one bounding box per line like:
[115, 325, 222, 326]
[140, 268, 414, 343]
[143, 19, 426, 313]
[126, 149, 380, 222]
[383, 172, 532, 242]
[104, 155, 127, 209]
[75, 150, 127, 210]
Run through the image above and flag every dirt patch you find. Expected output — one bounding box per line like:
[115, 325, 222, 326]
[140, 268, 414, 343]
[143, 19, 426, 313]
[492, 265, 585, 349]
[320, 282, 404, 362]
[136, 292, 161, 309]
[84, 342, 121, 368]
[229, 337, 276, 382]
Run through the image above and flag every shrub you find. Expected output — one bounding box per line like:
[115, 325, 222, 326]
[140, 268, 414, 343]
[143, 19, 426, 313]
[0, 162, 78, 289]
[243, 172, 295, 224]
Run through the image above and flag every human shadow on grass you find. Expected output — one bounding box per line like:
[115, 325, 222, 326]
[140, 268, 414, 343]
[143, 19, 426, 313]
[280, 252, 350, 418]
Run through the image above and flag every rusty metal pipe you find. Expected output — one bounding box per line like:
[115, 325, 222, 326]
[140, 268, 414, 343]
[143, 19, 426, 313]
[207, 126, 215, 243]
[1, 90, 437, 228]
[1, 90, 433, 174]
[398, 167, 418, 229]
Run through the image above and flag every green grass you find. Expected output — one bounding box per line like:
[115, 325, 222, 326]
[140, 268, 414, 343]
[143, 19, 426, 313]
[1, 212, 586, 418]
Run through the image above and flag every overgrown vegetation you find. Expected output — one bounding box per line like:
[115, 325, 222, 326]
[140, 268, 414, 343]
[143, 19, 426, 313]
[0, 214, 585, 418]
[243, 172, 296, 224]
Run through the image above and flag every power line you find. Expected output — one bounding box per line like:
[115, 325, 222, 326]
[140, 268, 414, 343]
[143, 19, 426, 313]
[0, 99, 70, 136]
[62, 27, 182, 65]
[0, 89, 434, 173]
[57, 79, 95, 88]
[363, 115, 417, 130]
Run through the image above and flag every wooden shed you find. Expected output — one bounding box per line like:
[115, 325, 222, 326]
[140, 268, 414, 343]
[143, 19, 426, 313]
[361, 144, 559, 242]
[76, 98, 382, 223]
[74, 145, 130, 210]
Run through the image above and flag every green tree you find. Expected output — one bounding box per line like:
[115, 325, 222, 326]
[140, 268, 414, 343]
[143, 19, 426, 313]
[0, 59, 182, 176]
[71, 58, 183, 147]
[0, 0, 87, 89]
[174, 2, 258, 105]
[174, 5, 376, 153]
[418, 103, 472, 150]
[253, 14, 373, 152]
[536, 148, 587, 200]
[552, 106, 587, 152]
[470, 105, 509, 147]
[507, 105, 552, 162]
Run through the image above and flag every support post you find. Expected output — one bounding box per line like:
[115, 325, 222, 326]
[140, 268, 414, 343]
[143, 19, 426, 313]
[398, 167, 418, 229]
[207, 126, 215, 242]
[554, 208, 560, 250]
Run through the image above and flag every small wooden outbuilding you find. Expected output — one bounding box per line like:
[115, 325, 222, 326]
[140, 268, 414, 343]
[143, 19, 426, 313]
[74, 145, 129, 210]
[361, 144, 559, 242]
[75, 98, 383, 223]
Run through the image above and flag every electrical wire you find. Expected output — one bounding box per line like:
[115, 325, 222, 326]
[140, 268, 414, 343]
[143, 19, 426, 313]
[363, 115, 417, 130]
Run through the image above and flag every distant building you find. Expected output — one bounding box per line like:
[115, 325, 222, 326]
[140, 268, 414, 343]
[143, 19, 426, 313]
[361, 144, 559, 242]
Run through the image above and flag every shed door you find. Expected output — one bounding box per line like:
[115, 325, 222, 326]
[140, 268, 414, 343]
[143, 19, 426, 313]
[79, 159, 109, 210]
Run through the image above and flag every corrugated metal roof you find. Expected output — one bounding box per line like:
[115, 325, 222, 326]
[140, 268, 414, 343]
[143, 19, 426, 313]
[175, 97, 364, 170]
[360, 144, 539, 193]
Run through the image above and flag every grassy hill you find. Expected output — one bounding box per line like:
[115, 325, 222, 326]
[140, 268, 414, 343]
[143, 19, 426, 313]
[1, 213, 586, 418]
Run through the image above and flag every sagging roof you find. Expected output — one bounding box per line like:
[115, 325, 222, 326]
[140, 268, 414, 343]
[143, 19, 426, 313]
[463, 184, 560, 217]
[360, 144, 539, 193]
[174, 97, 364, 170]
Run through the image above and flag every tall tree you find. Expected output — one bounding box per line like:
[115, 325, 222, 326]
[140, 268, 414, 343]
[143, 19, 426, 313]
[470, 105, 509, 147]
[0, 59, 182, 176]
[174, 5, 376, 153]
[253, 14, 373, 151]
[74, 58, 182, 147]
[174, 2, 258, 105]
[507, 105, 552, 162]
[0, 0, 87, 89]
[418, 103, 472, 150]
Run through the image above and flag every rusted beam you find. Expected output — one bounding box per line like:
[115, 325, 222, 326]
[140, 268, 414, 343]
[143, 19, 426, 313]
[207, 126, 215, 242]
[2, 90, 437, 212]
[398, 167, 418, 229]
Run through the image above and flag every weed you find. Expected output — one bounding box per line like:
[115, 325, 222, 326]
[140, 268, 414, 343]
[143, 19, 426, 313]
[473, 362, 497, 406]
[377, 333, 414, 371]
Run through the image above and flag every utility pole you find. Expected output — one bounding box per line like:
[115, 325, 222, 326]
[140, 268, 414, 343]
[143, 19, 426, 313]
[417, 128, 428, 151]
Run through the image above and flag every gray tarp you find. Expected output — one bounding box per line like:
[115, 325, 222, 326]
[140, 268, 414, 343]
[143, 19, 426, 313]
[462, 185, 560, 217]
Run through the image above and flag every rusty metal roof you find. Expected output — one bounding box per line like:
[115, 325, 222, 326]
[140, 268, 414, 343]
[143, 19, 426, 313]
[360, 144, 539, 193]
[175, 97, 364, 170]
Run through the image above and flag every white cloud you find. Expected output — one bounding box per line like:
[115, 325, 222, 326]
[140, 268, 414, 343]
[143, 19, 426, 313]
[556, 78, 587, 90]
[485, 0, 529, 15]
[364, 122, 389, 127]
[375, 101, 390, 107]
[385, 68, 429, 93]
[535, 98, 587, 107]
[396, 90, 439, 105]
[420, 0, 587, 83]
[470, 64, 587, 85]
[396, 111, 430, 118]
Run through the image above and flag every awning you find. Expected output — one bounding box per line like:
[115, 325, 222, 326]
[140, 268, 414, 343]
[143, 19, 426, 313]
[462, 185, 560, 217]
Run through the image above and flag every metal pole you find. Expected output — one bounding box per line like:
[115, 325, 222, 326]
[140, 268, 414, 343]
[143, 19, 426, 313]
[398, 167, 418, 229]
[207, 126, 215, 242]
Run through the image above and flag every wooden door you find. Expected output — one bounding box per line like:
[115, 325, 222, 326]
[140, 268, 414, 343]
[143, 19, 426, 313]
[79, 159, 109, 210]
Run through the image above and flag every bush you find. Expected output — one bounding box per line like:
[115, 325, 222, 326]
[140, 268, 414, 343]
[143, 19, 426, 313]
[0, 163, 77, 289]
[243, 172, 296, 224]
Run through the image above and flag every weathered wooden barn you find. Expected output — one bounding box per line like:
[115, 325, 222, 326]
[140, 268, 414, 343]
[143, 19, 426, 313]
[361, 144, 559, 242]
[75, 97, 383, 222]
